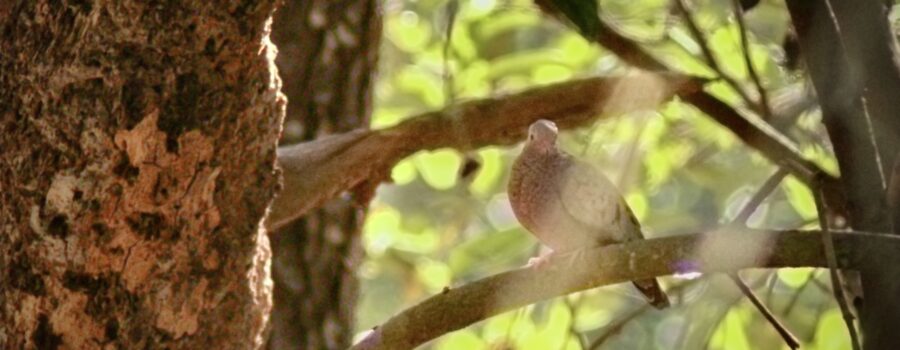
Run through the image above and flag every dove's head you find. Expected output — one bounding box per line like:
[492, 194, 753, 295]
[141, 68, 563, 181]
[526, 119, 558, 151]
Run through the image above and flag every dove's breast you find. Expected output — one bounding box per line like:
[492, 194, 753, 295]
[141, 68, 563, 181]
[508, 150, 593, 251]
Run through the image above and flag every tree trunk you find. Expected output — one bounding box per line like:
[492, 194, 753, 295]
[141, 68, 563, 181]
[786, 1, 900, 348]
[266, 1, 381, 349]
[0, 2, 283, 348]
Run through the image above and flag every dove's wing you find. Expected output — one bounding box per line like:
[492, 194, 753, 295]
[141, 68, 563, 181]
[556, 159, 641, 243]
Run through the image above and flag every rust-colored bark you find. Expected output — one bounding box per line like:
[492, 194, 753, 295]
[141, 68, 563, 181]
[266, 0, 381, 349]
[0, 1, 283, 348]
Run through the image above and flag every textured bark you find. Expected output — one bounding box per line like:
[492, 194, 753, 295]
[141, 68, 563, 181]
[266, 0, 380, 349]
[0, 1, 283, 348]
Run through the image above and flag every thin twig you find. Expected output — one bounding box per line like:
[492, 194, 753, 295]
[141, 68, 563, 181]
[728, 273, 800, 349]
[733, 168, 790, 223]
[673, 0, 763, 115]
[781, 269, 819, 316]
[700, 273, 774, 349]
[728, 167, 799, 349]
[442, 0, 458, 104]
[813, 186, 862, 350]
[586, 12, 836, 189]
[730, 0, 773, 119]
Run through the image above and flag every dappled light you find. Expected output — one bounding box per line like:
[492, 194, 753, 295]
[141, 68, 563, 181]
[351, 0, 868, 348]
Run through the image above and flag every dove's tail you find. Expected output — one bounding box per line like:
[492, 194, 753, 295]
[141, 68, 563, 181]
[633, 278, 670, 309]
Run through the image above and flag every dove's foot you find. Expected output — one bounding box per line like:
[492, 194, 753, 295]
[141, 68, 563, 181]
[526, 251, 554, 269]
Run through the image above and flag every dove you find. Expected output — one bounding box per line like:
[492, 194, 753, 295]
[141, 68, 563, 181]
[508, 119, 670, 309]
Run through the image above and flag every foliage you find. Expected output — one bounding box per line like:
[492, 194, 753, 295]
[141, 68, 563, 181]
[358, 0, 846, 348]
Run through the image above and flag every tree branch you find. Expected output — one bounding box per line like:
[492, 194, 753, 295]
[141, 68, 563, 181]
[350, 229, 899, 350]
[728, 167, 799, 349]
[674, 0, 763, 116]
[579, 10, 836, 188]
[678, 92, 823, 184]
[267, 74, 704, 229]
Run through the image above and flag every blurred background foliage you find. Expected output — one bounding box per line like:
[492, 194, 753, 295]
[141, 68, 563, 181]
[356, 0, 849, 348]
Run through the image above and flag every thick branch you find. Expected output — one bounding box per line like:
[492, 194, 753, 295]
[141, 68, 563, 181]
[679, 92, 822, 184]
[268, 74, 704, 229]
[350, 229, 900, 350]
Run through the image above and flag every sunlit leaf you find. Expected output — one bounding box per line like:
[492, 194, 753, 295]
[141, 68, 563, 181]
[448, 227, 531, 276]
[573, 305, 612, 331]
[532, 64, 573, 84]
[814, 309, 852, 350]
[709, 307, 752, 350]
[625, 192, 649, 222]
[433, 329, 487, 350]
[468, 147, 505, 198]
[363, 205, 403, 256]
[391, 158, 418, 185]
[488, 49, 568, 80]
[556, 32, 598, 66]
[475, 11, 540, 41]
[396, 67, 445, 108]
[783, 175, 817, 221]
[778, 267, 815, 289]
[708, 25, 746, 79]
[386, 10, 432, 52]
[457, 60, 492, 98]
[415, 149, 463, 190]
[521, 301, 572, 350]
[415, 258, 452, 292]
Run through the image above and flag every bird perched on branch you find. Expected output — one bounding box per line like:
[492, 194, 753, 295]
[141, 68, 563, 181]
[508, 119, 669, 309]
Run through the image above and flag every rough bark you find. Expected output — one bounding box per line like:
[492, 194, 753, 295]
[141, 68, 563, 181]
[266, 0, 380, 349]
[786, 1, 900, 348]
[0, 1, 283, 348]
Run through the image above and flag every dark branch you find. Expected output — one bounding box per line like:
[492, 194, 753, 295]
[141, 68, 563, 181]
[674, 0, 763, 116]
[678, 91, 825, 185]
[814, 186, 862, 350]
[350, 229, 900, 350]
[730, 0, 773, 119]
[581, 9, 836, 188]
[728, 167, 798, 349]
[729, 273, 799, 349]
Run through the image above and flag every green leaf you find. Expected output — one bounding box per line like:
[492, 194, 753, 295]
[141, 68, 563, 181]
[488, 49, 568, 80]
[783, 175, 817, 220]
[415, 149, 463, 190]
[433, 329, 487, 350]
[709, 307, 752, 350]
[390, 158, 418, 185]
[468, 147, 505, 198]
[778, 268, 816, 289]
[532, 64, 573, 84]
[415, 258, 453, 292]
[386, 10, 433, 52]
[814, 309, 852, 350]
[448, 227, 531, 276]
[396, 67, 445, 108]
